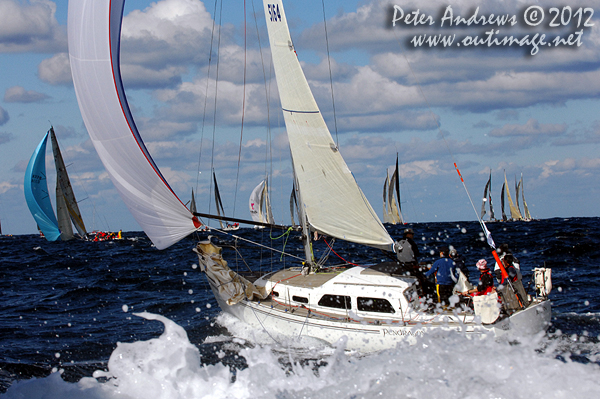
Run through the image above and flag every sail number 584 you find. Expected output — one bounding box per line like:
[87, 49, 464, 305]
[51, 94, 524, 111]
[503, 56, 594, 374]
[268, 4, 282, 22]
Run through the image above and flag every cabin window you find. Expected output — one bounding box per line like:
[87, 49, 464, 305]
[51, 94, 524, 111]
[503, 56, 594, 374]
[272, 291, 279, 297]
[292, 295, 308, 304]
[318, 294, 352, 309]
[357, 297, 395, 313]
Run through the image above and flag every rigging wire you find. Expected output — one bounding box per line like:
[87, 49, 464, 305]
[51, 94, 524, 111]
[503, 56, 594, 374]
[196, 0, 221, 197]
[208, 0, 225, 220]
[232, 0, 248, 217]
[391, 29, 495, 248]
[321, 0, 339, 147]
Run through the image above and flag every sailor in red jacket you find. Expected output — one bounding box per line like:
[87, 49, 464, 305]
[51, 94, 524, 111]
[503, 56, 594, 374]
[465, 259, 494, 296]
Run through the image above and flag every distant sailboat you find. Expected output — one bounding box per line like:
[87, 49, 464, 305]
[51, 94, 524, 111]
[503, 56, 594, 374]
[480, 170, 496, 221]
[189, 189, 197, 214]
[519, 173, 532, 221]
[500, 182, 508, 222]
[212, 171, 239, 231]
[249, 177, 274, 228]
[50, 128, 87, 239]
[25, 127, 87, 241]
[382, 154, 403, 225]
[504, 171, 523, 221]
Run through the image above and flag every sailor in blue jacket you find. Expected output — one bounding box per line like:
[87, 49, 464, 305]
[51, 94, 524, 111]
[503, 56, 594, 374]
[424, 247, 459, 307]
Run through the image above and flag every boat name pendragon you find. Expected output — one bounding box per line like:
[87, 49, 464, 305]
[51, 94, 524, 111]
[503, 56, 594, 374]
[382, 328, 425, 338]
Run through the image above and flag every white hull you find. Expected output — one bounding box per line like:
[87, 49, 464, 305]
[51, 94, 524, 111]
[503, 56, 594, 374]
[205, 277, 550, 353]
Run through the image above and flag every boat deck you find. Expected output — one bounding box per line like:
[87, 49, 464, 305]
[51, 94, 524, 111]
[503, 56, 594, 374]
[259, 267, 346, 288]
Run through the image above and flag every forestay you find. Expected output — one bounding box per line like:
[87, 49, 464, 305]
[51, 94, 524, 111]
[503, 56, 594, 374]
[68, 0, 200, 249]
[263, 0, 394, 251]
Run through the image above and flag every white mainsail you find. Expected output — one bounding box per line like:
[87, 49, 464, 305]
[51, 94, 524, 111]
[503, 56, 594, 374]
[263, 0, 393, 251]
[68, 0, 200, 249]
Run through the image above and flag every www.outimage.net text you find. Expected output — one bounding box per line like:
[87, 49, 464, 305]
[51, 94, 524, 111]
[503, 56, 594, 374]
[391, 5, 594, 55]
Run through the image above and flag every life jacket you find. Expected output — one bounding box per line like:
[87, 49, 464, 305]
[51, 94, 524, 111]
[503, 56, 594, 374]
[395, 239, 416, 263]
[473, 270, 494, 296]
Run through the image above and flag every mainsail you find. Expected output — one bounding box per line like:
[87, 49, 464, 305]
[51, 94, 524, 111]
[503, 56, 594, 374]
[213, 171, 225, 229]
[500, 182, 507, 222]
[504, 171, 523, 220]
[263, 0, 393, 251]
[50, 127, 87, 238]
[24, 132, 61, 241]
[68, 0, 200, 249]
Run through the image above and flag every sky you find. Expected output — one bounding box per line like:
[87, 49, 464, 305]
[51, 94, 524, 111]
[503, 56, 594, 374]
[1, 0, 599, 236]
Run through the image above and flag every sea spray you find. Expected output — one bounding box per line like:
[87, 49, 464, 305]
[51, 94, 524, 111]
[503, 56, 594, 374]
[4, 312, 600, 399]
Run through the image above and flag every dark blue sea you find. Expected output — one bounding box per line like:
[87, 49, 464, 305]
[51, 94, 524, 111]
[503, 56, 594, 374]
[1, 217, 600, 398]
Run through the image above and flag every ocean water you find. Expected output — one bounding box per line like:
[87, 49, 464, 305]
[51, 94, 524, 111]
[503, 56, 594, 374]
[1, 217, 599, 398]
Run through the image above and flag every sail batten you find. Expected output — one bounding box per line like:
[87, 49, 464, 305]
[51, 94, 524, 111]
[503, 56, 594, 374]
[263, 0, 393, 251]
[68, 0, 199, 249]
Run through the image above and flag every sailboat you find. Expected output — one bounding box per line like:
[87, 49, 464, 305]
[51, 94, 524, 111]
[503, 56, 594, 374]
[212, 171, 239, 231]
[500, 182, 507, 222]
[249, 178, 274, 229]
[383, 154, 403, 225]
[68, 0, 551, 352]
[24, 127, 87, 241]
[520, 174, 533, 221]
[480, 170, 496, 222]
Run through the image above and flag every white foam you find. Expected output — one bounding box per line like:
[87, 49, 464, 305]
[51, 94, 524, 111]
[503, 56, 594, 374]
[4, 312, 600, 399]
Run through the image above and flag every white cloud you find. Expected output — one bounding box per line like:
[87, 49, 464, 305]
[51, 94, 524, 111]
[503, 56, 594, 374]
[490, 118, 567, 137]
[0, 0, 66, 53]
[38, 52, 71, 85]
[3, 85, 49, 103]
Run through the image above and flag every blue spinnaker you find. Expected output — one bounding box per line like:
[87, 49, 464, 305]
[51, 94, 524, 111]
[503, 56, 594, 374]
[24, 131, 61, 241]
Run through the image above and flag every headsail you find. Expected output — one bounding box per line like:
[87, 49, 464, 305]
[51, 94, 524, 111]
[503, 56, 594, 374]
[24, 132, 61, 241]
[263, 0, 393, 251]
[68, 0, 200, 249]
[50, 127, 87, 238]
